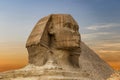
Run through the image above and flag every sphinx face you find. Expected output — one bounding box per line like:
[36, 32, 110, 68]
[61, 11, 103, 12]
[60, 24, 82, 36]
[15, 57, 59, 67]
[49, 22, 81, 49]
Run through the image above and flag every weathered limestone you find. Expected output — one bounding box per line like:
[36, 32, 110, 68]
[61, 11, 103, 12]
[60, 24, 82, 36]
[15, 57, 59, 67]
[0, 14, 114, 80]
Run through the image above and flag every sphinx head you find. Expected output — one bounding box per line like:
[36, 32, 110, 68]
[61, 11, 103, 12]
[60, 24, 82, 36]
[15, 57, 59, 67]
[26, 14, 81, 50]
[26, 14, 81, 66]
[48, 14, 81, 50]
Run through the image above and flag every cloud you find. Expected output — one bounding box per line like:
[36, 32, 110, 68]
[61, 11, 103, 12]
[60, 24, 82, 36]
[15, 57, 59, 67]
[86, 23, 120, 30]
[88, 41, 120, 52]
[81, 32, 112, 39]
[98, 50, 120, 54]
[101, 43, 120, 47]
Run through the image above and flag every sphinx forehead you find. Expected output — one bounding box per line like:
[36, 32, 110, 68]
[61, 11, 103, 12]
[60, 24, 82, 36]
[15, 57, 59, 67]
[51, 14, 78, 25]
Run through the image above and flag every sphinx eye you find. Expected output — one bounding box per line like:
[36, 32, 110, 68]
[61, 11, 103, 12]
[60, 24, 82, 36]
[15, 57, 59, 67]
[73, 25, 78, 31]
[64, 23, 71, 29]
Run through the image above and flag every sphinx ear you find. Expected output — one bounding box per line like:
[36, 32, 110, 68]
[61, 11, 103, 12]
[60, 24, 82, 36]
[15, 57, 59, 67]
[48, 23, 54, 35]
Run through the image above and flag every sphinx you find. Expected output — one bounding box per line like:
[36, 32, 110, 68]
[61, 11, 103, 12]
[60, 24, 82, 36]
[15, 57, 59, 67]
[0, 14, 114, 80]
[26, 14, 81, 69]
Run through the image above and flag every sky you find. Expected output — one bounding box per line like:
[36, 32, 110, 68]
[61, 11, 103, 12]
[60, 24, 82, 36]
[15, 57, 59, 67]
[0, 0, 120, 71]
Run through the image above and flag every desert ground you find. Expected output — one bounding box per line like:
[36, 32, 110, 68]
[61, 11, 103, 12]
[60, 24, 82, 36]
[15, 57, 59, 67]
[107, 70, 120, 80]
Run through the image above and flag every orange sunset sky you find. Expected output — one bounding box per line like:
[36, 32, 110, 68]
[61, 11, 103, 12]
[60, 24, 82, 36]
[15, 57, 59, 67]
[0, 0, 120, 72]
